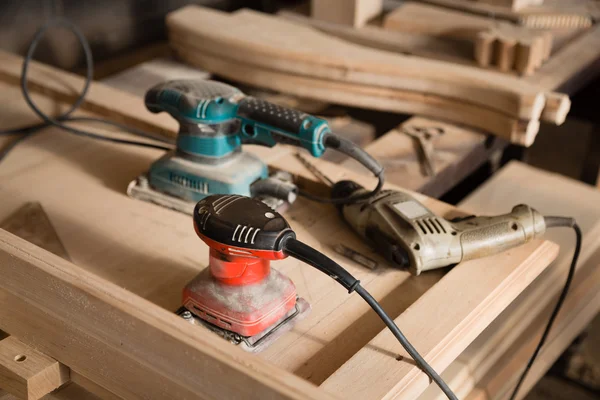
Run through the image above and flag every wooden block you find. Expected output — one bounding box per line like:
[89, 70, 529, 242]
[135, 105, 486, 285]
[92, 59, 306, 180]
[0, 337, 69, 400]
[475, 32, 496, 67]
[515, 41, 537, 75]
[475, 22, 553, 75]
[540, 92, 570, 125]
[0, 203, 70, 261]
[495, 37, 518, 72]
[311, 0, 382, 27]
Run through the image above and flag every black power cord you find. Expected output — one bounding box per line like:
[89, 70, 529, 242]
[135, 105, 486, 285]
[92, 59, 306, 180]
[509, 217, 582, 400]
[283, 237, 459, 400]
[0, 17, 172, 164]
[298, 172, 384, 205]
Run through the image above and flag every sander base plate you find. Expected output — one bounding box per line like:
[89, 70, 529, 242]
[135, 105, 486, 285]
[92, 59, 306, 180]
[176, 297, 310, 353]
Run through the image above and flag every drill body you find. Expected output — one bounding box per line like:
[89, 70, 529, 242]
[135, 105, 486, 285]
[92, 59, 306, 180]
[334, 182, 546, 275]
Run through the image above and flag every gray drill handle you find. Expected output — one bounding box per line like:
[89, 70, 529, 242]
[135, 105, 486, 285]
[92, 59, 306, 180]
[452, 205, 546, 262]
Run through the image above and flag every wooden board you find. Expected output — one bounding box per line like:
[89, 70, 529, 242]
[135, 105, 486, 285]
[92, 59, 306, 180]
[467, 260, 600, 400]
[166, 6, 568, 124]
[311, 0, 383, 27]
[0, 38, 568, 149]
[418, 161, 600, 400]
[0, 336, 69, 400]
[279, 11, 473, 65]
[383, 2, 493, 40]
[0, 77, 558, 399]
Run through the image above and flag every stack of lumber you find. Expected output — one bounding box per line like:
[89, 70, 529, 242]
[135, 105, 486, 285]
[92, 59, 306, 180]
[167, 6, 571, 147]
[383, 3, 554, 75]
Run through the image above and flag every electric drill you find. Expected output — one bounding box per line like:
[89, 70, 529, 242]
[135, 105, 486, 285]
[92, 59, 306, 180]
[128, 80, 383, 214]
[331, 181, 547, 275]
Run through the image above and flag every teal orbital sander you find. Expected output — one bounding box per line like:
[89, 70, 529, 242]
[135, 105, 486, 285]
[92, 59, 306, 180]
[128, 80, 383, 212]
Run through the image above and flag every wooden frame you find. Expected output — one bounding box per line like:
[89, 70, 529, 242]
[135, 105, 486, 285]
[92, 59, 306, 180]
[0, 53, 559, 399]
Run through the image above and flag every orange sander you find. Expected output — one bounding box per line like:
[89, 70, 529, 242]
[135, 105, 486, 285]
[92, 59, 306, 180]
[177, 194, 310, 352]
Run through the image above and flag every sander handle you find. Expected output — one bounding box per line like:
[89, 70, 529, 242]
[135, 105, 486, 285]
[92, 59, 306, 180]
[236, 96, 330, 157]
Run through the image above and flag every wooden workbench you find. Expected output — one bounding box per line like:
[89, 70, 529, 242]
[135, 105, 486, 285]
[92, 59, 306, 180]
[1, 8, 598, 397]
[0, 58, 560, 399]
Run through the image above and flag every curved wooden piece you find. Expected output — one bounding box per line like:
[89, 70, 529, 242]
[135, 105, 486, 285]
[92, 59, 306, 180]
[171, 42, 541, 146]
[166, 6, 559, 123]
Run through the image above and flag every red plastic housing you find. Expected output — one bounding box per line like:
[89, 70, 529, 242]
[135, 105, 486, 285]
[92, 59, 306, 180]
[183, 238, 298, 337]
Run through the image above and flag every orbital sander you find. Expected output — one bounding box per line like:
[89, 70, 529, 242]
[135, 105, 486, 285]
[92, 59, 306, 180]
[177, 194, 310, 352]
[128, 80, 383, 213]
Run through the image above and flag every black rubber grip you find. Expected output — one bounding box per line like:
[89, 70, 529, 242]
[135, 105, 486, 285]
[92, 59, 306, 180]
[237, 97, 306, 133]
